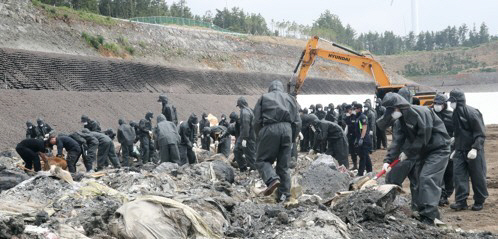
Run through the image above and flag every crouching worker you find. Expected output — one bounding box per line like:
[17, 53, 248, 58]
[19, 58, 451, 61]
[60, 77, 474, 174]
[381, 92, 450, 225]
[48, 134, 82, 173]
[83, 129, 121, 171]
[209, 125, 231, 158]
[154, 114, 181, 164]
[117, 118, 137, 167]
[16, 138, 48, 172]
[305, 114, 349, 168]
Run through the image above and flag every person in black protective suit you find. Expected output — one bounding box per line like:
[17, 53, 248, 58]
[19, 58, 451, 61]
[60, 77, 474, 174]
[154, 114, 181, 164]
[158, 94, 178, 125]
[299, 109, 310, 152]
[381, 88, 420, 210]
[448, 89, 488, 211]
[313, 116, 349, 168]
[139, 112, 154, 164]
[178, 113, 198, 165]
[81, 115, 101, 132]
[375, 98, 388, 149]
[314, 104, 326, 120]
[253, 80, 302, 202]
[219, 114, 229, 128]
[70, 129, 99, 172]
[68, 130, 98, 172]
[36, 118, 53, 140]
[344, 104, 358, 170]
[364, 102, 377, 152]
[381, 92, 450, 225]
[201, 127, 211, 150]
[209, 125, 231, 158]
[432, 93, 455, 206]
[199, 113, 211, 150]
[325, 103, 337, 123]
[337, 103, 348, 130]
[85, 129, 121, 171]
[48, 134, 82, 173]
[129, 121, 141, 160]
[309, 104, 316, 114]
[353, 103, 372, 176]
[26, 121, 39, 139]
[118, 119, 136, 167]
[234, 96, 257, 171]
[16, 138, 48, 172]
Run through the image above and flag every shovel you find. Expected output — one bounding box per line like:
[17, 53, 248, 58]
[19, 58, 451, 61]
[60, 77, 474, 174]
[350, 158, 401, 190]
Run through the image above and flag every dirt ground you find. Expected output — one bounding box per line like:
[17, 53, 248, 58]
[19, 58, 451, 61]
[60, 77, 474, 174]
[370, 125, 498, 234]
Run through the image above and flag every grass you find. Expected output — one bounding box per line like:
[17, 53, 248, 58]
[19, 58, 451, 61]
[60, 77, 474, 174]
[81, 32, 136, 58]
[32, 0, 118, 26]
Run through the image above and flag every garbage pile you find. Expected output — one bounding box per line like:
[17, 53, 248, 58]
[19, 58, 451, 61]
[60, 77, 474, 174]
[0, 152, 495, 239]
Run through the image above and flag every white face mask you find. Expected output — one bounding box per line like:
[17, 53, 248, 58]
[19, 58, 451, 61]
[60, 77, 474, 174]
[28, 126, 32, 129]
[159, 102, 163, 105]
[39, 124, 44, 127]
[392, 111, 402, 119]
[317, 108, 322, 111]
[434, 105, 443, 112]
[450, 102, 457, 109]
[351, 111, 357, 115]
[83, 122, 88, 126]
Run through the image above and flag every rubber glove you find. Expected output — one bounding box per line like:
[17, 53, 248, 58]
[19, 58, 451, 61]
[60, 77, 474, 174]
[298, 132, 304, 141]
[467, 149, 477, 160]
[369, 131, 373, 136]
[358, 138, 364, 146]
[399, 152, 408, 161]
[450, 151, 455, 159]
[242, 140, 247, 148]
[382, 163, 390, 171]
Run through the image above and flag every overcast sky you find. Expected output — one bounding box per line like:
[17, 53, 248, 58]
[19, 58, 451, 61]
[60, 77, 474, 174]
[182, 0, 497, 36]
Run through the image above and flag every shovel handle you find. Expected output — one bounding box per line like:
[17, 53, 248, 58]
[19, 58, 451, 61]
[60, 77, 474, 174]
[375, 159, 400, 179]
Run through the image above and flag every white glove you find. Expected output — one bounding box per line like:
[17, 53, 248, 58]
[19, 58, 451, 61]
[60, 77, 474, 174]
[149, 131, 153, 138]
[242, 140, 247, 148]
[193, 143, 197, 148]
[298, 132, 304, 140]
[309, 149, 316, 155]
[201, 135, 204, 139]
[450, 151, 455, 159]
[450, 137, 455, 146]
[399, 152, 407, 161]
[467, 149, 477, 160]
[382, 163, 390, 171]
[44, 134, 49, 138]
[369, 131, 373, 136]
[215, 141, 219, 147]
[310, 125, 316, 132]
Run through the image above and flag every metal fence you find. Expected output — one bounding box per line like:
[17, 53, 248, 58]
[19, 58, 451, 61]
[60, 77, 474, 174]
[129, 16, 234, 33]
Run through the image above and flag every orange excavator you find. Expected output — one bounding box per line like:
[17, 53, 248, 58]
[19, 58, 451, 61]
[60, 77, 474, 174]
[288, 36, 435, 106]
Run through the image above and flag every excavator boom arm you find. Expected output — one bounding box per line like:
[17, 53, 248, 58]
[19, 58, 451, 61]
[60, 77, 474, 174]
[292, 36, 391, 95]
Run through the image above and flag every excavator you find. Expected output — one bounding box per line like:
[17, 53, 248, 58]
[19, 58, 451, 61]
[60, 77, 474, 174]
[288, 36, 436, 106]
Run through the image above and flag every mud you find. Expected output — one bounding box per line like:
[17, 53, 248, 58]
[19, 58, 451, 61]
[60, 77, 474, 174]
[300, 155, 350, 199]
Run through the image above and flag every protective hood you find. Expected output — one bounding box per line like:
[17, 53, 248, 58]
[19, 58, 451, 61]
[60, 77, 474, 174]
[397, 87, 413, 104]
[202, 127, 211, 135]
[236, 96, 249, 108]
[130, 121, 138, 127]
[81, 128, 90, 134]
[188, 113, 198, 125]
[328, 103, 334, 109]
[118, 119, 125, 125]
[229, 112, 238, 123]
[364, 102, 372, 111]
[448, 88, 466, 105]
[81, 115, 89, 123]
[221, 114, 226, 119]
[37, 118, 44, 126]
[382, 92, 411, 109]
[26, 121, 33, 127]
[201, 112, 208, 118]
[158, 93, 168, 103]
[145, 112, 154, 120]
[316, 104, 323, 110]
[268, 80, 284, 93]
[301, 114, 318, 128]
[157, 114, 166, 123]
[302, 108, 309, 114]
[433, 93, 448, 105]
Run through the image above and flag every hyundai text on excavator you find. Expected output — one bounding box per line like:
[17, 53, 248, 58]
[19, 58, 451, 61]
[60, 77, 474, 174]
[288, 36, 436, 106]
